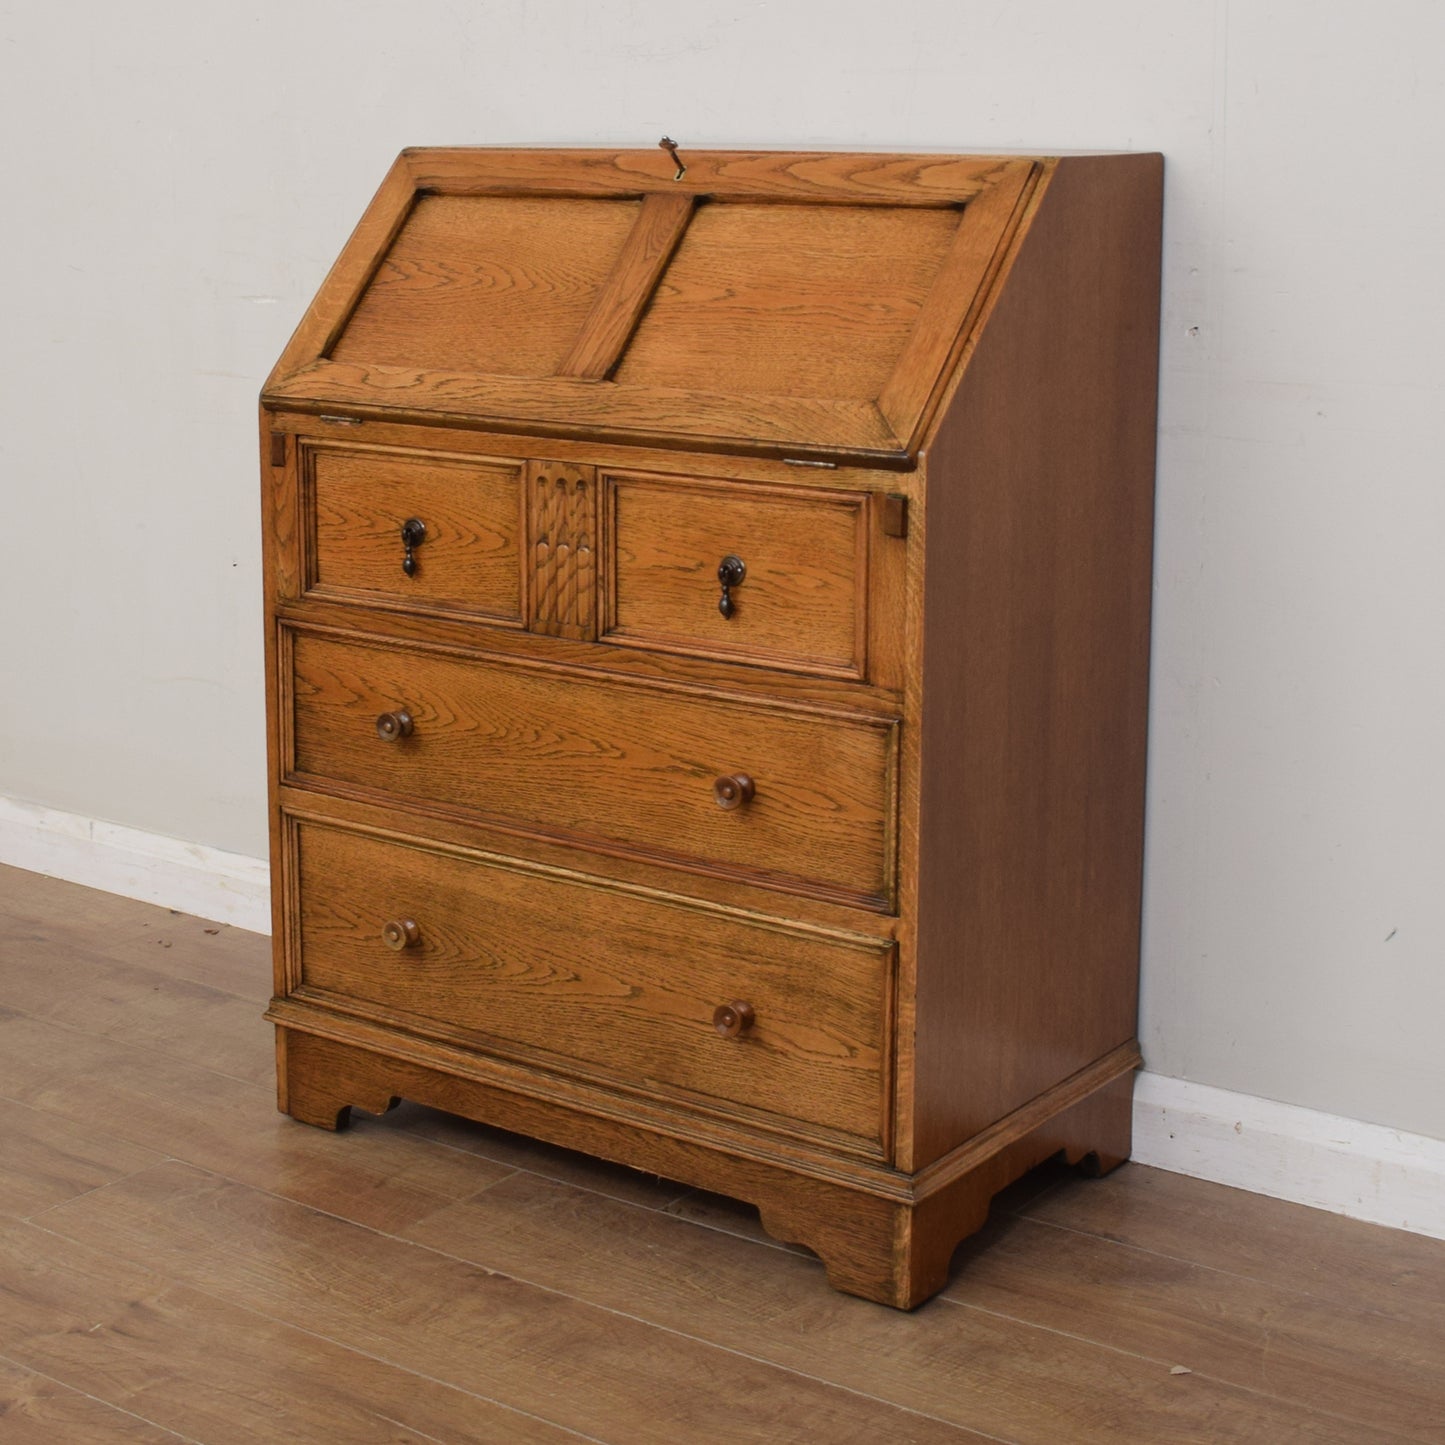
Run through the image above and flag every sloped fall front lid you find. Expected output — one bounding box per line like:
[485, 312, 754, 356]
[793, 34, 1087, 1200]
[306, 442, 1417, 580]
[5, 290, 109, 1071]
[263, 148, 1039, 462]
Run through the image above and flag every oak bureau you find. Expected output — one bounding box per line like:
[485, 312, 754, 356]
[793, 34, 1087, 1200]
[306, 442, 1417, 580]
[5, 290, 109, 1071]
[260, 146, 1162, 1308]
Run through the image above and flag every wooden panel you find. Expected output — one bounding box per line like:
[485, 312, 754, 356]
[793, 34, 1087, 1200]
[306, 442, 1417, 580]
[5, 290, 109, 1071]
[266, 360, 901, 460]
[907, 154, 1163, 1168]
[602, 470, 868, 678]
[404, 147, 1025, 205]
[613, 202, 961, 402]
[292, 820, 892, 1150]
[527, 459, 597, 640]
[879, 158, 1036, 447]
[330, 194, 641, 378]
[287, 628, 897, 907]
[557, 192, 695, 379]
[265, 152, 417, 390]
[303, 442, 523, 623]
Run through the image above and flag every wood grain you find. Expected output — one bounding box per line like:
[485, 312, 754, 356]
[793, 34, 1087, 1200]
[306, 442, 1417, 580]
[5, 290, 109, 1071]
[1023, 1163, 1445, 1335]
[262, 146, 1163, 1311]
[906, 152, 1163, 1167]
[0, 863, 270, 1003]
[0, 921, 272, 1085]
[557, 191, 695, 379]
[601, 469, 871, 679]
[402, 147, 1027, 204]
[0, 1219, 577, 1445]
[401, 1169, 1413, 1445]
[0, 1357, 187, 1443]
[0, 1009, 513, 1235]
[944, 1210, 1445, 1441]
[5, 875, 1441, 1443]
[527, 459, 597, 640]
[612, 201, 961, 403]
[39, 1160, 986, 1445]
[330, 193, 641, 378]
[304, 441, 523, 623]
[879, 158, 1035, 448]
[286, 626, 898, 906]
[264, 151, 417, 392]
[266, 358, 903, 461]
[291, 818, 892, 1150]
[0, 1100, 162, 1221]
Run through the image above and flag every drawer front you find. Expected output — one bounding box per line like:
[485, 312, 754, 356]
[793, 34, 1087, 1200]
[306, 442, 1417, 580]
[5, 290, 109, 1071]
[303, 442, 524, 623]
[287, 629, 896, 907]
[602, 471, 867, 678]
[293, 820, 893, 1151]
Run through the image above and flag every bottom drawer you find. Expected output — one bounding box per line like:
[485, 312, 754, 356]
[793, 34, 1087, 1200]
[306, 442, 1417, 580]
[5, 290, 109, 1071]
[289, 819, 893, 1152]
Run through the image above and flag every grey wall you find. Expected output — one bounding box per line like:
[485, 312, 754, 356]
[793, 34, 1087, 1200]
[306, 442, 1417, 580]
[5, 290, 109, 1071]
[1, 1, 1441, 1139]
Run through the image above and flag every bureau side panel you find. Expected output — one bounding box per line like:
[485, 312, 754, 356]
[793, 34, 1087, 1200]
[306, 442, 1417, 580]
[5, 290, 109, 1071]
[909, 154, 1162, 1167]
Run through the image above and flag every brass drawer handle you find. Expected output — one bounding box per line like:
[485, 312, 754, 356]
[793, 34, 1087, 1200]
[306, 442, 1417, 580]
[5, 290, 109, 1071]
[713, 1000, 755, 1038]
[713, 773, 755, 810]
[375, 710, 414, 741]
[717, 554, 745, 618]
[401, 517, 426, 576]
[382, 917, 421, 951]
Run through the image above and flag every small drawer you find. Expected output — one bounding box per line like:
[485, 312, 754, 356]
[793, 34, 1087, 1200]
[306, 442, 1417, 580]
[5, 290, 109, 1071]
[602, 470, 868, 679]
[286, 628, 897, 907]
[291, 819, 893, 1152]
[301, 441, 524, 624]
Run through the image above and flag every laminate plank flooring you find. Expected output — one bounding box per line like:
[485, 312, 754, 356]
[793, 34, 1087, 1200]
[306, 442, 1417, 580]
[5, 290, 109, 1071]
[1, 861, 1442, 1444]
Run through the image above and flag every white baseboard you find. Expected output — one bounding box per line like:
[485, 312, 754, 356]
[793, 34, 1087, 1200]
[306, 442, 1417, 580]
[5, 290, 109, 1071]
[1132, 1071, 1445, 1241]
[3, 793, 1443, 1240]
[0, 795, 270, 935]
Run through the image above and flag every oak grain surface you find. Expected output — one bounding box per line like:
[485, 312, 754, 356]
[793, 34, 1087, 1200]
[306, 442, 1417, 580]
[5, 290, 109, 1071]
[330, 192, 641, 379]
[0, 866, 1440, 1443]
[287, 625, 896, 905]
[306, 442, 524, 622]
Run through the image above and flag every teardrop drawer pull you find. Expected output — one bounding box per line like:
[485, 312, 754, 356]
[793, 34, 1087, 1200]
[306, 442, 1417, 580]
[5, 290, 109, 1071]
[713, 773, 755, 810]
[382, 917, 422, 951]
[400, 517, 426, 576]
[712, 1000, 755, 1038]
[375, 710, 414, 741]
[716, 554, 745, 618]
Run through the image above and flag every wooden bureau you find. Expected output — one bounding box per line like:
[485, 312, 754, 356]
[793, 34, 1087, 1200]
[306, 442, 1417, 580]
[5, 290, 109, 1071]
[260, 146, 1162, 1308]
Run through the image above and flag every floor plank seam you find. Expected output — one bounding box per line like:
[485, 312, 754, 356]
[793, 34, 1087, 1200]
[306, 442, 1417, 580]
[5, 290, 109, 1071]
[18, 1166, 170, 1226]
[0, 997, 279, 1093]
[16, 1214, 621, 1445]
[61, 1159, 1004, 1441]
[935, 1296, 1427, 1443]
[0, 1347, 204, 1443]
[1012, 1210, 1441, 1327]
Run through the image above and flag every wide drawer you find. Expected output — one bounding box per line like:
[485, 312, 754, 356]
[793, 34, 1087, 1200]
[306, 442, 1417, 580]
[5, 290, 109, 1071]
[601, 470, 869, 678]
[286, 628, 897, 906]
[301, 440, 524, 624]
[291, 819, 893, 1151]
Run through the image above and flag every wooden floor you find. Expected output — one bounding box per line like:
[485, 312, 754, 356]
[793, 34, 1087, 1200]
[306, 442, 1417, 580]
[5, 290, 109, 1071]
[1, 866, 1442, 1444]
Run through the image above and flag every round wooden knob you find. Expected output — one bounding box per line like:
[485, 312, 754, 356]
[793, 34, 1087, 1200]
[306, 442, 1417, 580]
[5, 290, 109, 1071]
[713, 773, 755, 810]
[713, 1001, 755, 1038]
[375, 710, 414, 741]
[382, 918, 421, 951]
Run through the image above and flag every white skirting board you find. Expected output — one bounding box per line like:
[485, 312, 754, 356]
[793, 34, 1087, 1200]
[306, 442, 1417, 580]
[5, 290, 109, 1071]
[0, 795, 271, 935]
[1131, 1071, 1445, 1241]
[3, 793, 1443, 1242]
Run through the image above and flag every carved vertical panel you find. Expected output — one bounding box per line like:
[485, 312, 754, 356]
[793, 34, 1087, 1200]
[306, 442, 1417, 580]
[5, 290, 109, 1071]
[527, 461, 598, 640]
